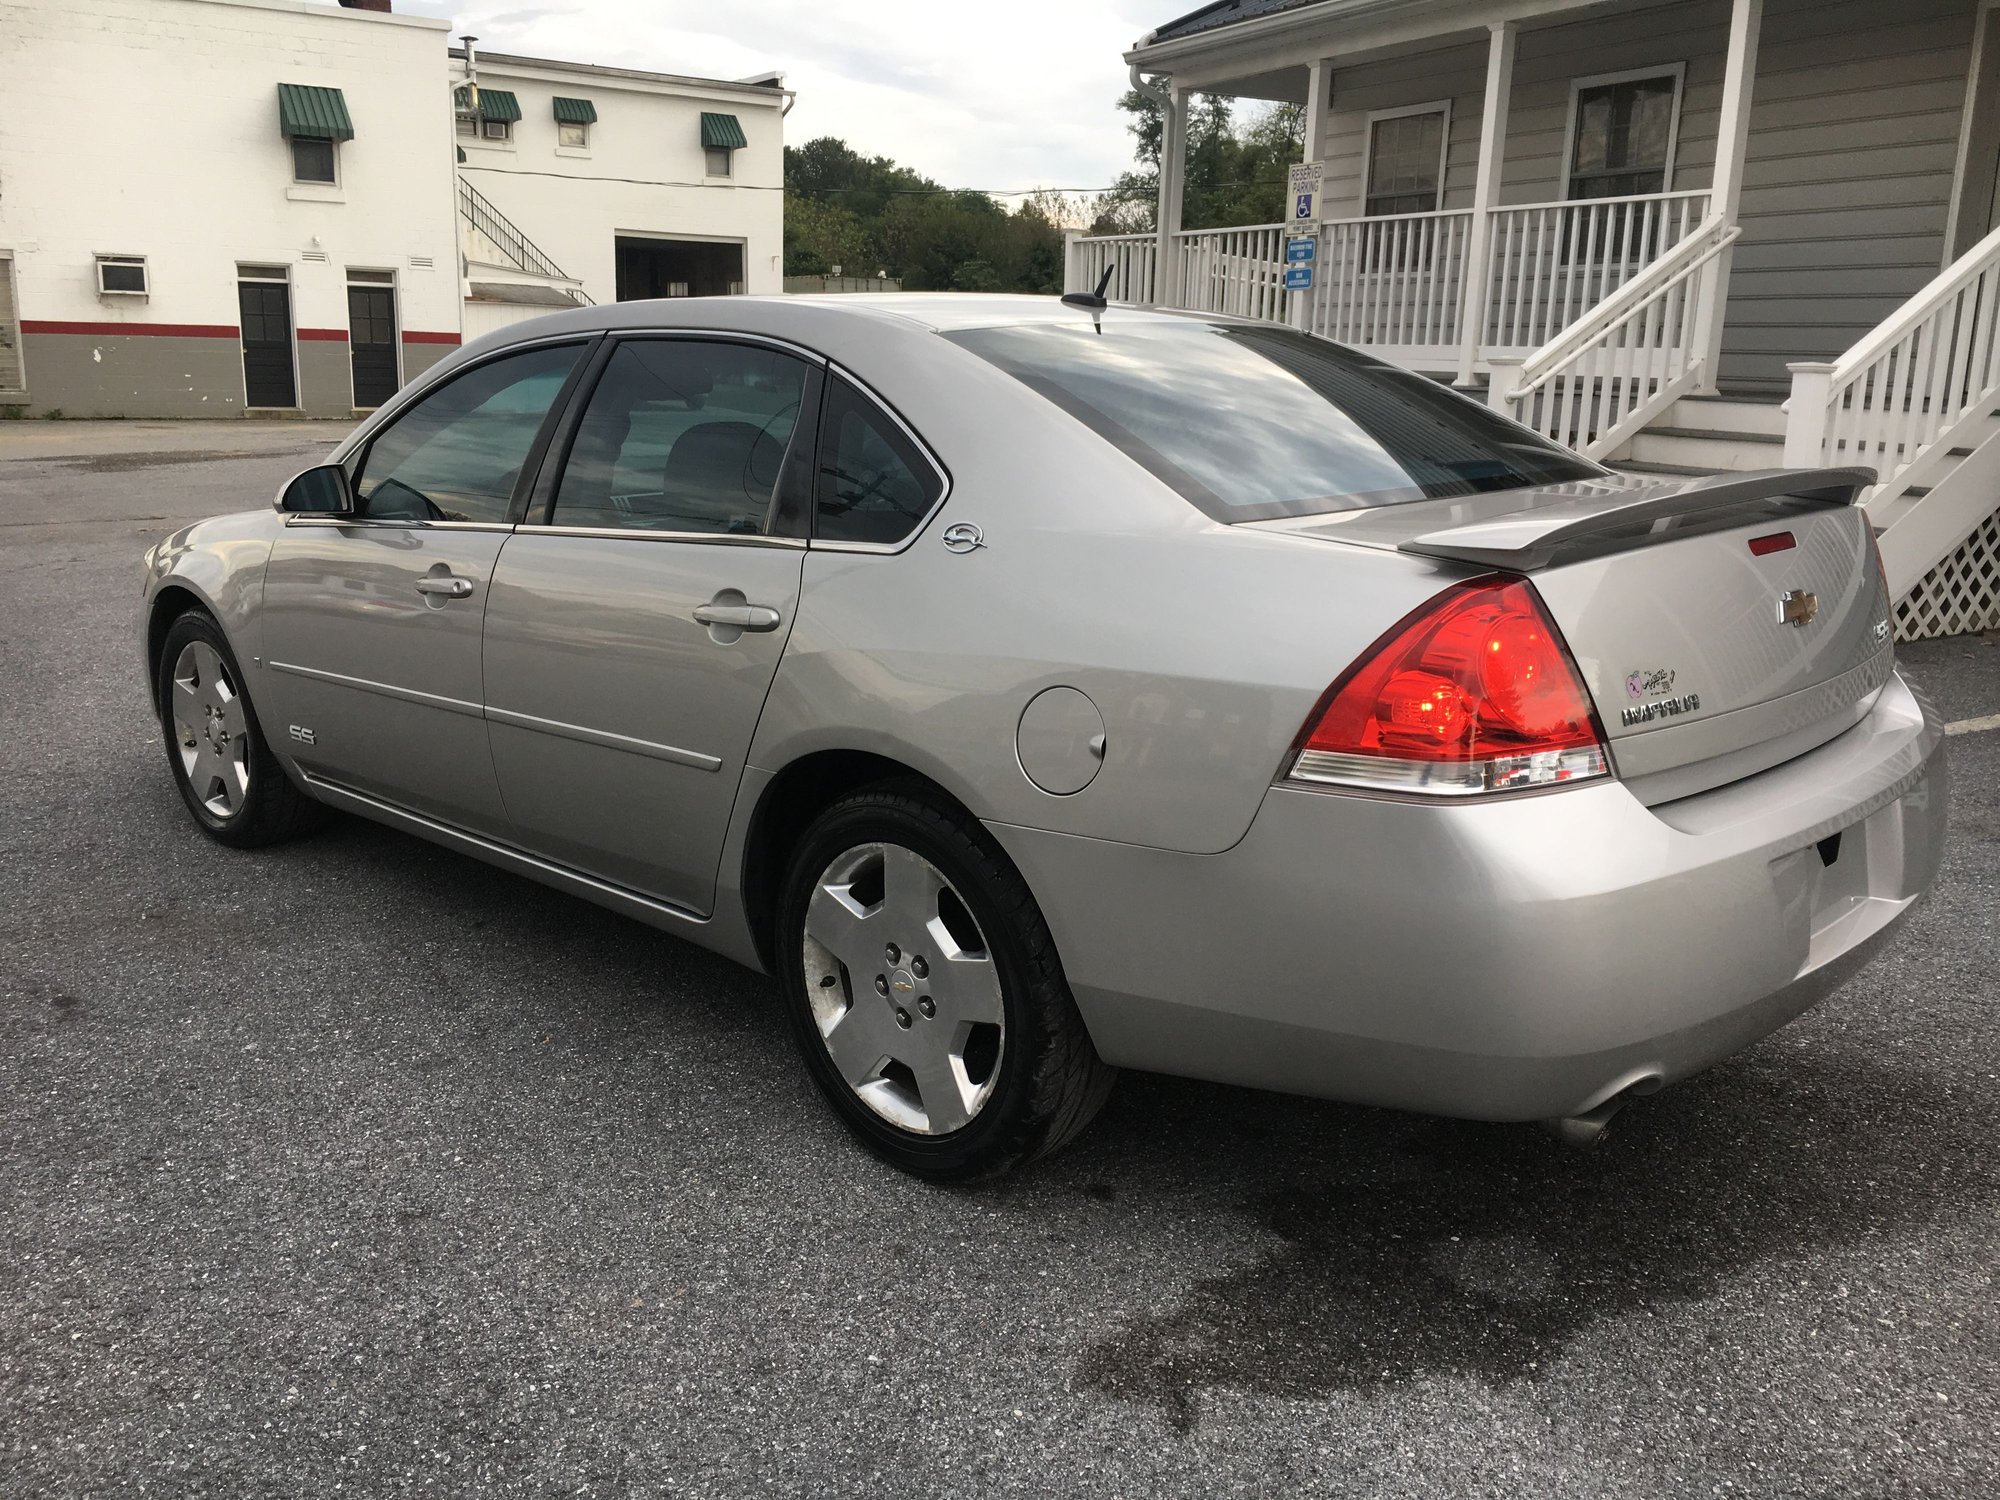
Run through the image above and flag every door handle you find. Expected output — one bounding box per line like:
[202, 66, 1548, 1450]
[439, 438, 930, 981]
[692, 602, 781, 632]
[414, 576, 474, 599]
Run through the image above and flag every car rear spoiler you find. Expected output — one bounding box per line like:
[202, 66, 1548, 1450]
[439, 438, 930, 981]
[1397, 467, 1876, 570]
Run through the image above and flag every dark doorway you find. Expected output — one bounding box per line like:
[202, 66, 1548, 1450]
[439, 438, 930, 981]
[347, 285, 399, 409]
[237, 280, 296, 409]
[614, 237, 744, 301]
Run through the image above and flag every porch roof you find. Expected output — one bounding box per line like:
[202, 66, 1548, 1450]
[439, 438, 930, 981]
[1131, 0, 1624, 86]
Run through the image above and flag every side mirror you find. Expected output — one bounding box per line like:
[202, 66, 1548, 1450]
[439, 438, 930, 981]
[277, 463, 355, 516]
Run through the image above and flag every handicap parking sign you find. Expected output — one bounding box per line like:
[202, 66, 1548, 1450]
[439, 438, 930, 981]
[1285, 162, 1323, 225]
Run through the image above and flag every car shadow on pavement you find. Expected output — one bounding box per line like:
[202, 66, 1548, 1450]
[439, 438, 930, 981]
[1058, 1048, 1983, 1432]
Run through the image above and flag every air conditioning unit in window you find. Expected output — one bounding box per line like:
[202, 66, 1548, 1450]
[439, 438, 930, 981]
[95, 255, 149, 296]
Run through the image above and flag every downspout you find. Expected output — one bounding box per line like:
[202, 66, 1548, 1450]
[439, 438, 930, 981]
[1129, 31, 1170, 105]
[455, 36, 479, 304]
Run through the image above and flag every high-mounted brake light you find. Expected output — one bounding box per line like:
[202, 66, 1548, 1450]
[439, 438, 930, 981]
[1288, 576, 1610, 796]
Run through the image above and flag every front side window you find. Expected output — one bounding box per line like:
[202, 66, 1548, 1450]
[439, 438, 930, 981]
[705, 146, 733, 178]
[355, 342, 583, 524]
[944, 321, 1598, 523]
[550, 340, 813, 534]
[1366, 108, 1446, 216]
[291, 137, 336, 184]
[814, 376, 942, 546]
[559, 120, 589, 148]
[1568, 73, 1678, 200]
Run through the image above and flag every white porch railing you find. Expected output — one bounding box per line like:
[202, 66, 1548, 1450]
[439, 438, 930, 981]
[1784, 218, 2000, 603]
[1493, 216, 1740, 457]
[1171, 225, 1291, 322]
[1066, 232, 1159, 307]
[1307, 208, 1473, 353]
[1483, 191, 1709, 352]
[1067, 189, 1710, 372]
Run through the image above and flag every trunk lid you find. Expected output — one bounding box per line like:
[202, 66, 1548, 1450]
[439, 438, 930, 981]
[1249, 469, 1896, 801]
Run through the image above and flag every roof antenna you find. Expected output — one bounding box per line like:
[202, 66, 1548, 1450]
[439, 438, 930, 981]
[1061, 265, 1116, 332]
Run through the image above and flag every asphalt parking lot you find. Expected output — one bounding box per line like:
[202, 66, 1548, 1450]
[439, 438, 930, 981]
[2, 418, 1996, 1499]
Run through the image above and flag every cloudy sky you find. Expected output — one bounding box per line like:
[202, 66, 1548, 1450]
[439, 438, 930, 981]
[381, 0, 1168, 196]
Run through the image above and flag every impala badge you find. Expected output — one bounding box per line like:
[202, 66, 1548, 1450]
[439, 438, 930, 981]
[941, 523, 985, 554]
[1777, 589, 1818, 628]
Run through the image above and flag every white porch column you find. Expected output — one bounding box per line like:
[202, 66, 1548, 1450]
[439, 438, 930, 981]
[1690, 0, 1763, 393]
[1302, 57, 1333, 162]
[1154, 86, 1189, 308]
[1456, 21, 1517, 386]
[1781, 361, 1837, 467]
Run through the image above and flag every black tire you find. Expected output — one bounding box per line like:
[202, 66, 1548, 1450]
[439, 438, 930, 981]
[775, 780, 1117, 1181]
[155, 609, 324, 849]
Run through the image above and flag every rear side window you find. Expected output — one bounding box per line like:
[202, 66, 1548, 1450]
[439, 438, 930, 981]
[942, 321, 1598, 522]
[814, 375, 943, 546]
[550, 339, 814, 535]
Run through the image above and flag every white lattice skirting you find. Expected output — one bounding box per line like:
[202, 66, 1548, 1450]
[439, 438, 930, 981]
[1895, 506, 2000, 641]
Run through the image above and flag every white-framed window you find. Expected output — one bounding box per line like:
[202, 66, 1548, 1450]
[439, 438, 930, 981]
[291, 136, 337, 185]
[455, 113, 478, 138]
[482, 118, 512, 142]
[1563, 65, 1685, 200]
[704, 145, 733, 179]
[559, 120, 589, 148]
[95, 254, 148, 296]
[1364, 102, 1450, 217]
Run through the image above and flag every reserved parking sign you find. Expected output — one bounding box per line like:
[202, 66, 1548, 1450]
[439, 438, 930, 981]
[1286, 162, 1323, 224]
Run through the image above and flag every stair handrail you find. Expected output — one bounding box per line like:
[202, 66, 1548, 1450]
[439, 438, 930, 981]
[458, 176, 570, 284]
[1784, 218, 2000, 484]
[1510, 215, 1739, 398]
[1826, 218, 2000, 391]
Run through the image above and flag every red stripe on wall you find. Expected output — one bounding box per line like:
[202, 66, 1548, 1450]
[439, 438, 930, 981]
[298, 327, 349, 342]
[401, 330, 461, 345]
[21, 320, 239, 339]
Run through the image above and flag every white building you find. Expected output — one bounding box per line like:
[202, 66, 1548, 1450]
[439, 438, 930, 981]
[0, 0, 788, 420]
[455, 48, 789, 341]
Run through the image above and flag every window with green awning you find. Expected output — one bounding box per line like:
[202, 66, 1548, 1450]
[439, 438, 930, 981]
[700, 112, 748, 150]
[277, 84, 354, 141]
[454, 86, 522, 123]
[553, 97, 597, 124]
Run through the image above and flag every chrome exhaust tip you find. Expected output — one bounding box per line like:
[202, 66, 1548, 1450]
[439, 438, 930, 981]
[1543, 1098, 1627, 1149]
[1543, 1075, 1660, 1149]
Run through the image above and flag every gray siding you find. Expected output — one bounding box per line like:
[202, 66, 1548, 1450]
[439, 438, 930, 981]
[1726, 0, 1976, 391]
[1309, 0, 1980, 390]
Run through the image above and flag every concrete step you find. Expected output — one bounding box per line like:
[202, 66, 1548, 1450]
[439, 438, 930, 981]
[1626, 425, 1785, 471]
[1661, 394, 1787, 439]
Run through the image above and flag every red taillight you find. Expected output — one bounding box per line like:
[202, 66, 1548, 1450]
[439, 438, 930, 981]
[1290, 576, 1610, 796]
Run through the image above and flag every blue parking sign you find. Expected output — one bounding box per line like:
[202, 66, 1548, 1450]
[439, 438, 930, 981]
[1284, 265, 1315, 291]
[1294, 192, 1314, 220]
[1286, 236, 1317, 264]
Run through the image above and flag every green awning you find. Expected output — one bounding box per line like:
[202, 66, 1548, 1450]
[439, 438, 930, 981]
[700, 112, 747, 150]
[277, 83, 354, 142]
[553, 96, 597, 125]
[455, 86, 522, 123]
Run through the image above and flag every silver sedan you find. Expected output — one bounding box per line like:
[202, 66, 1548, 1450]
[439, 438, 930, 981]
[139, 295, 1946, 1178]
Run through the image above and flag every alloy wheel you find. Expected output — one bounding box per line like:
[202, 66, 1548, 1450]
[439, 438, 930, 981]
[170, 640, 251, 818]
[801, 841, 1005, 1135]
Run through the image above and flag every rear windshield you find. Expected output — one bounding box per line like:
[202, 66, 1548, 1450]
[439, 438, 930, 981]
[942, 320, 1600, 521]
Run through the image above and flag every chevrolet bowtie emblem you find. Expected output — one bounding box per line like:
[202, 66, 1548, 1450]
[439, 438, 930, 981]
[1777, 588, 1818, 627]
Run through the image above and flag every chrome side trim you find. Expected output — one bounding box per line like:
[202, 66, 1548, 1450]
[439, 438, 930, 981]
[282, 517, 516, 533]
[517, 525, 807, 548]
[485, 705, 723, 771]
[299, 772, 710, 927]
[268, 659, 484, 719]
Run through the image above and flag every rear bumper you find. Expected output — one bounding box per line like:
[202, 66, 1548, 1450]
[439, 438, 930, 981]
[987, 670, 1946, 1121]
